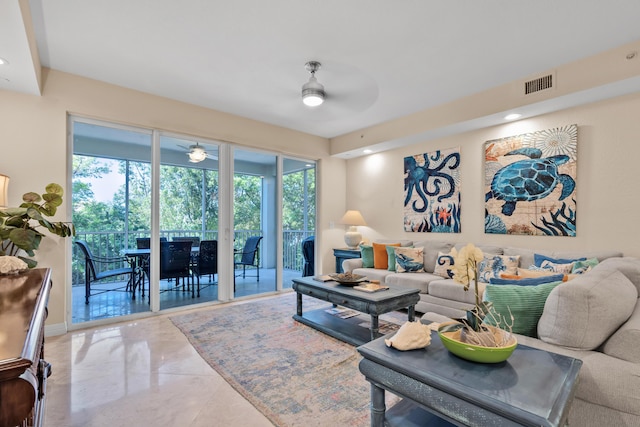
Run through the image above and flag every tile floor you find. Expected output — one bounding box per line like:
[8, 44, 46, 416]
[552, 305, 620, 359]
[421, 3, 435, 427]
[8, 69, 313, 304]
[45, 297, 278, 427]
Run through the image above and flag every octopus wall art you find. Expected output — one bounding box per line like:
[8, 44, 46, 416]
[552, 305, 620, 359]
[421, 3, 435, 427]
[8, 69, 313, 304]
[484, 124, 578, 236]
[404, 147, 461, 233]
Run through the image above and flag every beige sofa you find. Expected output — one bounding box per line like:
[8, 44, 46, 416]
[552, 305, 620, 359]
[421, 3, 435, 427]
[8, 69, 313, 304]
[341, 239, 622, 318]
[343, 240, 640, 425]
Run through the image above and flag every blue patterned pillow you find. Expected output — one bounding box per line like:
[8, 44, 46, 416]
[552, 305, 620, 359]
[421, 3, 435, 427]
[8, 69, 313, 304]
[534, 254, 586, 267]
[433, 251, 455, 278]
[571, 257, 599, 274]
[478, 255, 520, 282]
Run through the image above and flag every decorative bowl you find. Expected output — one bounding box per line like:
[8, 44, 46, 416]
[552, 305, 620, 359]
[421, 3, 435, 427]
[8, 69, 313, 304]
[328, 273, 367, 285]
[437, 322, 517, 364]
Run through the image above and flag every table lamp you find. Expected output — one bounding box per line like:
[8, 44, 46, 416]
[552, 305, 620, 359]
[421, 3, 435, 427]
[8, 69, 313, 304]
[340, 210, 366, 249]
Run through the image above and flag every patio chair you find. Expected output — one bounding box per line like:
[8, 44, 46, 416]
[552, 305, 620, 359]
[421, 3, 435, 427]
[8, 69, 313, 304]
[234, 236, 262, 281]
[75, 240, 133, 305]
[302, 235, 315, 277]
[159, 241, 195, 297]
[192, 240, 217, 297]
[172, 236, 201, 247]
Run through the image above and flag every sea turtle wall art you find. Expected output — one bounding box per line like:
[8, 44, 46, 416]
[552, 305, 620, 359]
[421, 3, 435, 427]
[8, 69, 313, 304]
[404, 147, 461, 233]
[484, 124, 577, 236]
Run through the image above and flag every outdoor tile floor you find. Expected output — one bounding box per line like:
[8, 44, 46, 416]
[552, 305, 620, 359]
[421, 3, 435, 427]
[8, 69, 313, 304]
[71, 268, 299, 324]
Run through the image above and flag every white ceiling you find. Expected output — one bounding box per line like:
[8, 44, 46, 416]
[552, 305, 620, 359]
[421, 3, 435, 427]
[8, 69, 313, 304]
[2, 1, 640, 142]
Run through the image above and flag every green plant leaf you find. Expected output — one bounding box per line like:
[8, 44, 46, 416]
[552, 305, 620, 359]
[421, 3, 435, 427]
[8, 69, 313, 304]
[43, 193, 63, 208]
[45, 183, 64, 196]
[18, 256, 37, 268]
[22, 192, 42, 203]
[8, 228, 40, 252]
[2, 207, 28, 216]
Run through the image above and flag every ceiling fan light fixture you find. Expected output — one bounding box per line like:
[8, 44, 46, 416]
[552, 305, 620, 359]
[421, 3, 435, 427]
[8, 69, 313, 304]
[187, 146, 207, 163]
[302, 61, 325, 107]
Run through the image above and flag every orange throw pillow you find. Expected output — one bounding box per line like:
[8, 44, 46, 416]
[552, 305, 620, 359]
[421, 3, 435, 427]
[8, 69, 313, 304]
[373, 242, 400, 269]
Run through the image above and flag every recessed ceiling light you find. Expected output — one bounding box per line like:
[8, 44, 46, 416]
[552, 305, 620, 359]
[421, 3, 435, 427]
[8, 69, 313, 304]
[0, 57, 8, 65]
[363, 149, 373, 154]
[504, 113, 522, 121]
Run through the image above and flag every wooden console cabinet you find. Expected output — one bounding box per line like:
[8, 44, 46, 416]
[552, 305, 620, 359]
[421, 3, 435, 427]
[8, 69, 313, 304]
[0, 268, 52, 427]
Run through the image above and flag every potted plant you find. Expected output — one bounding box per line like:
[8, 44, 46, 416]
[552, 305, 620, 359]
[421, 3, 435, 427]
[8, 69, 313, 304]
[437, 243, 517, 363]
[0, 183, 75, 268]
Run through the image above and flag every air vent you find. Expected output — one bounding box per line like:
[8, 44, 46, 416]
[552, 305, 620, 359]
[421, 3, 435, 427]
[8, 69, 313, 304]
[525, 74, 553, 95]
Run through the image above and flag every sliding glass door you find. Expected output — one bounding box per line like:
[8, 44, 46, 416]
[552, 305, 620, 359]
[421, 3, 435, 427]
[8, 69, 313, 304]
[70, 116, 317, 325]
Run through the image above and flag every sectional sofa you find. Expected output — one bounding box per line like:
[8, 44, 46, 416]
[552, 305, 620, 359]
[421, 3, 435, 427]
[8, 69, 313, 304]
[342, 239, 640, 426]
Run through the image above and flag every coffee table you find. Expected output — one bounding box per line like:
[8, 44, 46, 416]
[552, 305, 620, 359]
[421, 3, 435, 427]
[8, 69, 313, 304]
[357, 325, 582, 426]
[291, 276, 420, 346]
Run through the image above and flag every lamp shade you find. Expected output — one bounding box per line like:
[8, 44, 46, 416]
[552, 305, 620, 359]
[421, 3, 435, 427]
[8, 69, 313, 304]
[340, 210, 366, 226]
[0, 174, 8, 208]
[339, 210, 366, 249]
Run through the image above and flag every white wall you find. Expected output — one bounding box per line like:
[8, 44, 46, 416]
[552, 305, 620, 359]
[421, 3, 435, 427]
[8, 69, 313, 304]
[0, 69, 347, 330]
[344, 92, 640, 258]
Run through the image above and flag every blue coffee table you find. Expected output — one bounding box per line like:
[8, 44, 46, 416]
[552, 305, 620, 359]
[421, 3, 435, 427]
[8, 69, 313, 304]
[357, 326, 582, 426]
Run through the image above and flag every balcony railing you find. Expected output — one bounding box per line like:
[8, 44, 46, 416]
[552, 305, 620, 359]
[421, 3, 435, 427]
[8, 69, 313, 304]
[72, 229, 313, 286]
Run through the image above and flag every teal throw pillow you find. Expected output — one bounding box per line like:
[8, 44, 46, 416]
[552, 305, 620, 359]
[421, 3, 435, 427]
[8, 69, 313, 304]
[483, 280, 563, 337]
[571, 257, 599, 274]
[360, 244, 374, 268]
[386, 245, 398, 271]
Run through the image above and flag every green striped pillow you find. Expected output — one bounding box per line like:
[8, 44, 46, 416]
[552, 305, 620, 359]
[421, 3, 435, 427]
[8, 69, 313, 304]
[483, 280, 563, 337]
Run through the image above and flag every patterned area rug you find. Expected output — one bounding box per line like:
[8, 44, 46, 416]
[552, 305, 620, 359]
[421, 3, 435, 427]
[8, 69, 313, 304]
[169, 293, 405, 427]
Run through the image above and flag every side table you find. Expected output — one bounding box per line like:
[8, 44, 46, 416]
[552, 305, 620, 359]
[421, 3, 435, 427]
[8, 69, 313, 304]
[333, 247, 361, 273]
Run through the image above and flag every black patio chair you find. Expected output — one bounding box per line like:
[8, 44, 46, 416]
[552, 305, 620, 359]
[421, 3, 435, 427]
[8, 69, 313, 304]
[302, 235, 315, 277]
[234, 236, 262, 281]
[75, 240, 133, 304]
[192, 240, 218, 297]
[159, 240, 195, 297]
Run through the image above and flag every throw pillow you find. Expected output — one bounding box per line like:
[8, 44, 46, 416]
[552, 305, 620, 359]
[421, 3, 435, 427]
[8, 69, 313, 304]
[359, 244, 374, 268]
[373, 242, 399, 270]
[478, 255, 520, 282]
[483, 280, 563, 337]
[516, 268, 562, 279]
[540, 260, 574, 274]
[538, 268, 638, 350]
[433, 251, 455, 278]
[571, 257, 599, 274]
[386, 245, 398, 271]
[533, 254, 586, 267]
[489, 274, 565, 287]
[395, 247, 424, 273]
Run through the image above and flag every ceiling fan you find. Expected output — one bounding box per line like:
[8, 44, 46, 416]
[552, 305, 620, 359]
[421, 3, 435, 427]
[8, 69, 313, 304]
[179, 143, 217, 163]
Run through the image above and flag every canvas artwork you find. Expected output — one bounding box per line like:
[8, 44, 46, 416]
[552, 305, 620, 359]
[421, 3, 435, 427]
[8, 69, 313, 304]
[484, 124, 577, 236]
[404, 147, 461, 233]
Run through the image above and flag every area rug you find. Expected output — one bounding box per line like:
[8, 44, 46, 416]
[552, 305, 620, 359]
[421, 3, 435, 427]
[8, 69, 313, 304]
[169, 293, 405, 427]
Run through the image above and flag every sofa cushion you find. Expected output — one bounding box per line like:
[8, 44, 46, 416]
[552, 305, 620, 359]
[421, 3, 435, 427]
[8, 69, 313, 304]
[596, 257, 640, 295]
[385, 272, 442, 294]
[428, 279, 485, 304]
[483, 280, 563, 337]
[538, 268, 638, 350]
[359, 244, 374, 268]
[602, 302, 640, 363]
[386, 245, 398, 271]
[478, 255, 519, 282]
[433, 251, 455, 278]
[394, 246, 424, 273]
[413, 240, 454, 273]
[373, 242, 399, 269]
[454, 243, 504, 256]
